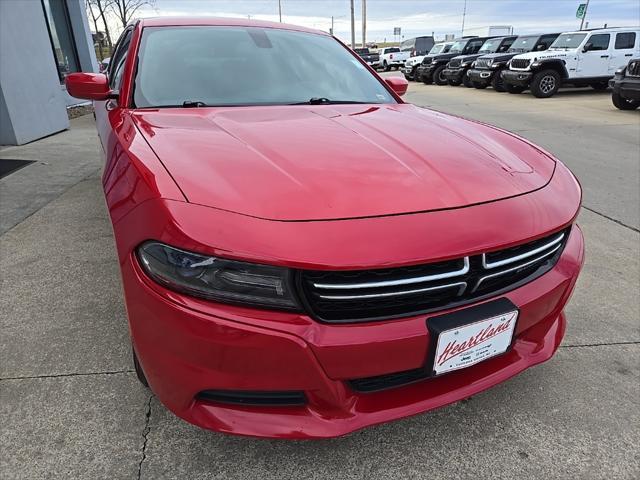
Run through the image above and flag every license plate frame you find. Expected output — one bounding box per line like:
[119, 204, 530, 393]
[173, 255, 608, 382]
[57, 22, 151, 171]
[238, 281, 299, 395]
[425, 298, 519, 377]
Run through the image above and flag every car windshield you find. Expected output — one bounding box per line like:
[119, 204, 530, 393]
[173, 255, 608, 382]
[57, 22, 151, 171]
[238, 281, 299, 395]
[429, 43, 446, 54]
[508, 35, 538, 52]
[478, 39, 503, 53]
[133, 26, 396, 108]
[448, 40, 468, 54]
[550, 33, 587, 50]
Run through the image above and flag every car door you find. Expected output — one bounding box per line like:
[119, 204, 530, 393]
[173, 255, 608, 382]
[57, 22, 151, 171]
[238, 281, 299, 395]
[577, 33, 611, 78]
[610, 31, 639, 74]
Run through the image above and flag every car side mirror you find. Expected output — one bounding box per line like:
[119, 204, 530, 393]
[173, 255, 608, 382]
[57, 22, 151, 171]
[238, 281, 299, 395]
[582, 43, 593, 53]
[65, 72, 115, 101]
[384, 76, 408, 96]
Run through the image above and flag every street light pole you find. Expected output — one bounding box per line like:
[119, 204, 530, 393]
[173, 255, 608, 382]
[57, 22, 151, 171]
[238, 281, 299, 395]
[579, 0, 590, 30]
[350, 0, 355, 48]
[461, 0, 467, 36]
[362, 0, 367, 48]
[278, 0, 282, 23]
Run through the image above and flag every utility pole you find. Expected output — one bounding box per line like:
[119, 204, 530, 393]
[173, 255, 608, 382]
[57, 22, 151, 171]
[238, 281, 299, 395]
[331, 15, 334, 35]
[461, 0, 467, 36]
[278, 0, 282, 22]
[350, 0, 355, 48]
[362, 0, 367, 48]
[579, 0, 590, 30]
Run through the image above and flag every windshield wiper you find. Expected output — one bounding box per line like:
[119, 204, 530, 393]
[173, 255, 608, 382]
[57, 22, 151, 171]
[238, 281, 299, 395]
[182, 101, 208, 107]
[290, 97, 370, 105]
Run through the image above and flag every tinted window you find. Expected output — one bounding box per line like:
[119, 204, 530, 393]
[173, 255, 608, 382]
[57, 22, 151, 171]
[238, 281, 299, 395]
[109, 29, 132, 90]
[134, 27, 395, 108]
[464, 39, 485, 54]
[615, 32, 636, 49]
[587, 33, 610, 51]
[385, 47, 400, 53]
[400, 39, 415, 50]
[448, 40, 467, 54]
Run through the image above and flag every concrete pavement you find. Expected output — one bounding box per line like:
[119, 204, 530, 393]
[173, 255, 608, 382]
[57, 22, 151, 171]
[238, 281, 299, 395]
[1, 82, 638, 479]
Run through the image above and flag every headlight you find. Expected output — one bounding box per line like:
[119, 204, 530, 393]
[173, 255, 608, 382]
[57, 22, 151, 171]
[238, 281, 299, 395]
[461, 62, 471, 67]
[491, 61, 505, 68]
[137, 241, 300, 310]
[615, 67, 625, 75]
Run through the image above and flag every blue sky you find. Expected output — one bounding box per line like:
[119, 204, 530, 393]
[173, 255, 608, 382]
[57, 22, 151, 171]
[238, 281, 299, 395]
[132, 0, 640, 41]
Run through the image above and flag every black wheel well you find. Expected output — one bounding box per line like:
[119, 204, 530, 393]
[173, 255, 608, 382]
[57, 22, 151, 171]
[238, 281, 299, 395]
[533, 60, 568, 79]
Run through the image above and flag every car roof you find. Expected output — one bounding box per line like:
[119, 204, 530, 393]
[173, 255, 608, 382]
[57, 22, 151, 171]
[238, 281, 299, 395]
[137, 16, 327, 36]
[560, 26, 640, 34]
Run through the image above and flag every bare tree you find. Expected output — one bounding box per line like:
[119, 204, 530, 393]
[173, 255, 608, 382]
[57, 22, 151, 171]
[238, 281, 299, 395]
[86, 0, 114, 51]
[110, 0, 155, 28]
[86, 0, 103, 59]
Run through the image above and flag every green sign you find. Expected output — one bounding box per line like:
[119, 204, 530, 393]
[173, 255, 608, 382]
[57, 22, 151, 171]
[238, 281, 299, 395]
[576, 3, 587, 19]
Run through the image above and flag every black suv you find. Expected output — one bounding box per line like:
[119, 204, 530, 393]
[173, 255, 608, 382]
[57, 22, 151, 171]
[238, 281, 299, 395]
[467, 33, 560, 92]
[442, 36, 517, 87]
[609, 58, 640, 110]
[417, 36, 494, 85]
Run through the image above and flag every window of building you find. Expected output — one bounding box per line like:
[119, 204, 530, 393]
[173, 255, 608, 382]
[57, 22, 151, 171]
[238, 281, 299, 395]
[41, 0, 80, 82]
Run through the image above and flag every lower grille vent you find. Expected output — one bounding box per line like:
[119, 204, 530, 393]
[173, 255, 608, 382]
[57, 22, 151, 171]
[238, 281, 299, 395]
[196, 390, 306, 407]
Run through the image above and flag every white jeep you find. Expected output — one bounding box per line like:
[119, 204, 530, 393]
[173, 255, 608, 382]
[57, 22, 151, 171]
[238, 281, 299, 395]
[501, 27, 640, 97]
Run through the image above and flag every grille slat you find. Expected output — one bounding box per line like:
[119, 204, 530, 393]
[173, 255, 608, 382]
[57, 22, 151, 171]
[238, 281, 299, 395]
[510, 58, 530, 69]
[299, 229, 570, 323]
[475, 58, 492, 69]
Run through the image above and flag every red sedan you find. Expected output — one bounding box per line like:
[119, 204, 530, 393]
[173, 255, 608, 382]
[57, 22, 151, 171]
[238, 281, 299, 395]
[66, 18, 584, 439]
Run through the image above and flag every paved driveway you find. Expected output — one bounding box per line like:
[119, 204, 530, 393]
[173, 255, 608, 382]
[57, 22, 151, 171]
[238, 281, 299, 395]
[1, 83, 638, 480]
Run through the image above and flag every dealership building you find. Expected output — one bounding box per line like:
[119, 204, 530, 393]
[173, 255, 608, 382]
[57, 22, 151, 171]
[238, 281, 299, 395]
[0, 0, 98, 145]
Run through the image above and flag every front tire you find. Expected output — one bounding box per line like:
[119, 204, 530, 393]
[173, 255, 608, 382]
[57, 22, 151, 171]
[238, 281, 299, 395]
[462, 73, 473, 88]
[612, 91, 640, 110]
[448, 78, 462, 86]
[133, 347, 149, 388]
[491, 73, 506, 92]
[473, 81, 488, 89]
[383, 61, 390, 72]
[433, 65, 448, 85]
[422, 74, 432, 84]
[530, 69, 560, 98]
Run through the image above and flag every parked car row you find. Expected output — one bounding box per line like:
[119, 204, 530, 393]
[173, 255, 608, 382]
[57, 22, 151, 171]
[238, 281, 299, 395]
[402, 27, 640, 108]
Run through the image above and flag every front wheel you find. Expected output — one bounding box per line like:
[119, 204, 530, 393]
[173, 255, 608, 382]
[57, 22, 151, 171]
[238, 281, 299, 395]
[383, 61, 390, 72]
[462, 73, 473, 88]
[433, 65, 448, 85]
[530, 69, 561, 98]
[422, 74, 432, 84]
[491, 73, 506, 92]
[612, 91, 640, 110]
[448, 79, 462, 86]
[473, 81, 488, 89]
[133, 347, 149, 388]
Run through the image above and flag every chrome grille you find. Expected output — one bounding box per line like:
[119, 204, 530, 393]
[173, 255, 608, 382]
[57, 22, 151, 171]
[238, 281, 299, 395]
[510, 58, 531, 69]
[448, 58, 462, 68]
[298, 229, 569, 323]
[627, 60, 640, 77]
[475, 58, 492, 69]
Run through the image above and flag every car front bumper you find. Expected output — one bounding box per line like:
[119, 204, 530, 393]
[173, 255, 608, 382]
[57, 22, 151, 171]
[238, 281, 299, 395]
[502, 69, 533, 86]
[442, 67, 466, 82]
[609, 77, 640, 100]
[124, 224, 584, 439]
[467, 68, 495, 85]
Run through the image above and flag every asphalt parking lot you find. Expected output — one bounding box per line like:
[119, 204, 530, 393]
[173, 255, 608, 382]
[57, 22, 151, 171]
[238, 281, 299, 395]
[1, 80, 639, 479]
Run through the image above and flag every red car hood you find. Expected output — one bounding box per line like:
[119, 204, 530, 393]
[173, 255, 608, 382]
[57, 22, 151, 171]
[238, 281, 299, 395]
[132, 104, 555, 221]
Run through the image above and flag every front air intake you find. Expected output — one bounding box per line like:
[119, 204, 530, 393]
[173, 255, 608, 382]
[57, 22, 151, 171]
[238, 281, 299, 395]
[196, 390, 306, 407]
